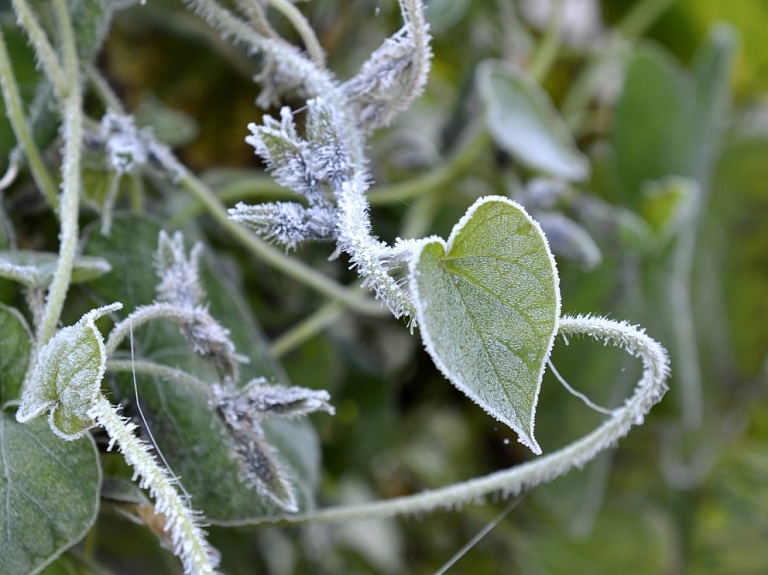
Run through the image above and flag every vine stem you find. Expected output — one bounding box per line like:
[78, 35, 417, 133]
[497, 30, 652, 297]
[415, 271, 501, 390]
[0, 26, 59, 208]
[267, 0, 326, 67]
[246, 315, 669, 526]
[106, 359, 214, 402]
[35, 0, 81, 348]
[270, 300, 344, 358]
[10, 0, 66, 95]
[89, 396, 218, 575]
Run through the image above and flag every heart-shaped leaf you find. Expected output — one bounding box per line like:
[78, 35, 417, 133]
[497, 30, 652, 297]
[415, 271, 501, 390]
[409, 196, 560, 453]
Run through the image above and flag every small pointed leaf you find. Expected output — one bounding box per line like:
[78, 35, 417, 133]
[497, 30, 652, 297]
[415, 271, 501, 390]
[0, 408, 101, 575]
[477, 59, 590, 182]
[17, 303, 121, 439]
[409, 196, 560, 453]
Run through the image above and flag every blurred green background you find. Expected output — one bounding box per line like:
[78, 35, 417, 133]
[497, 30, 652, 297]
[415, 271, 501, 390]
[3, 0, 767, 573]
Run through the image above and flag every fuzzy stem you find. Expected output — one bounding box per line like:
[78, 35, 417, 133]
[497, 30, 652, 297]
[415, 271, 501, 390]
[335, 178, 416, 318]
[267, 0, 326, 67]
[35, 0, 82, 347]
[248, 315, 669, 525]
[105, 302, 216, 356]
[10, 0, 67, 95]
[106, 359, 213, 398]
[87, 65, 126, 113]
[89, 396, 217, 575]
[0, 25, 59, 208]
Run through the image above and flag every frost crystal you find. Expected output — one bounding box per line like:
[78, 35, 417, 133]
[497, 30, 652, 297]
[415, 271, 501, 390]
[229, 201, 338, 251]
[342, 24, 432, 132]
[97, 112, 176, 176]
[154, 231, 244, 376]
[212, 379, 334, 512]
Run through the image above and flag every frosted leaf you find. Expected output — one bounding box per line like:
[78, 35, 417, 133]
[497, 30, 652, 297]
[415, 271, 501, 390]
[212, 379, 333, 512]
[213, 379, 334, 428]
[17, 303, 122, 440]
[153, 231, 244, 376]
[229, 201, 338, 250]
[155, 230, 205, 309]
[409, 197, 560, 454]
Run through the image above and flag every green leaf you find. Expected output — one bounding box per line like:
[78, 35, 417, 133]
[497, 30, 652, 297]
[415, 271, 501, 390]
[477, 59, 590, 182]
[0, 407, 101, 575]
[16, 304, 120, 440]
[0, 303, 32, 405]
[0, 251, 111, 289]
[409, 196, 561, 453]
[612, 42, 694, 206]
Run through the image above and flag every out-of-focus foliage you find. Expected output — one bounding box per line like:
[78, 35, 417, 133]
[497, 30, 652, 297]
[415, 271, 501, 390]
[1, 0, 767, 573]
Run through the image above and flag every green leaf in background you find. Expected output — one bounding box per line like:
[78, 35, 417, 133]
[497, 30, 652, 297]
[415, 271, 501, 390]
[0, 408, 101, 575]
[477, 59, 590, 182]
[16, 304, 119, 440]
[0, 251, 111, 289]
[409, 196, 560, 454]
[612, 42, 693, 206]
[0, 303, 32, 404]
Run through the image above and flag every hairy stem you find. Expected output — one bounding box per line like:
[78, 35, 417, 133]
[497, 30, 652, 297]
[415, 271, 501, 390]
[246, 315, 668, 526]
[0, 25, 59, 208]
[106, 359, 213, 398]
[267, 0, 326, 67]
[89, 396, 217, 575]
[176, 169, 389, 316]
[36, 0, 82, 347]
[10, 0, 66, 95]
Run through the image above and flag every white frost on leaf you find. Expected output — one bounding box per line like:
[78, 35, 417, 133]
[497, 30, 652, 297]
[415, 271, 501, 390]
[212, 379, 334, 512]
[153, 231, 245, 376]
[17, 303, 122, 440]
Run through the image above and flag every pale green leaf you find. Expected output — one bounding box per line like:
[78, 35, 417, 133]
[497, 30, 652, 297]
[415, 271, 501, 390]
[0, 303, 32, 405]
[0, 408, 101, 575]
[477, 59, 590, 182]
[16, 304, 120, 439]
[409, 196, 561, 454]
